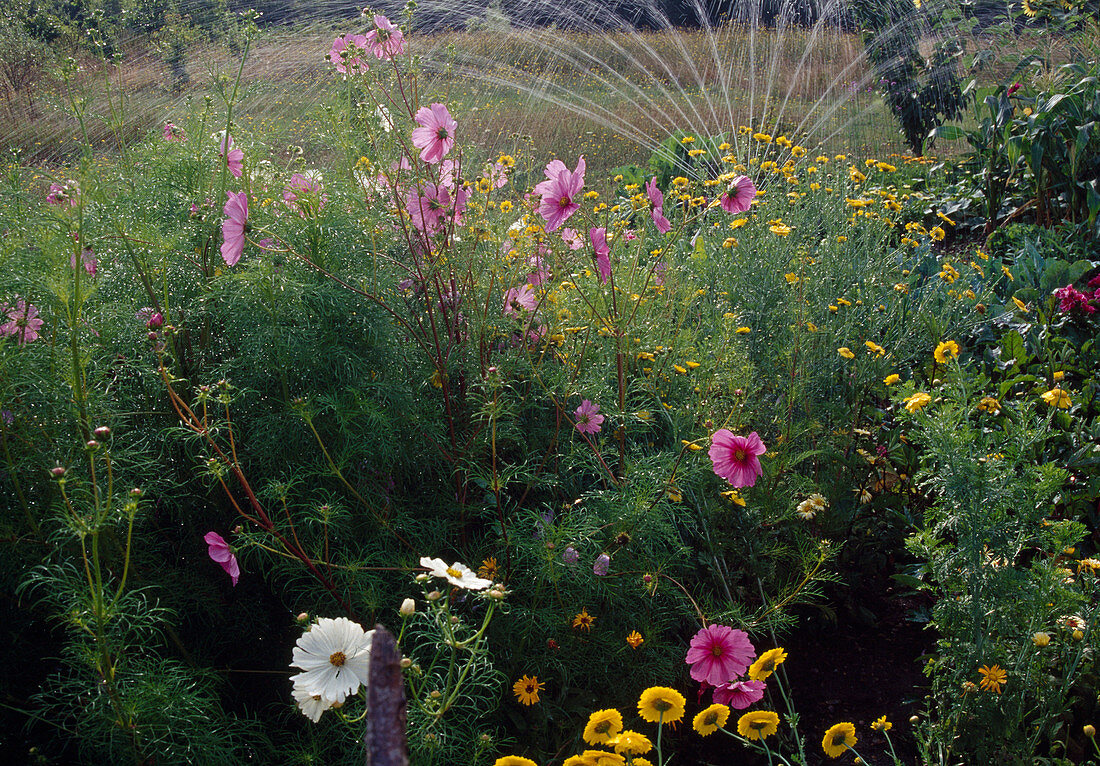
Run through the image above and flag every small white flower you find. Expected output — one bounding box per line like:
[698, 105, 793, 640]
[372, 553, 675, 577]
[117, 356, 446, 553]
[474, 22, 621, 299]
[419, 556, 492, 590]
[289, 617, 373, 703]
[292, 684, 337, 722]
[375, 105, 394, 133]
[795, 493, 827, 520]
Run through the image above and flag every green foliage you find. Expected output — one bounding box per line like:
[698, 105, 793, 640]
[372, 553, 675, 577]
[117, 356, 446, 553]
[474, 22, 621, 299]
[849, 0, 969, 155]
[0, 12, 1098, 765]
[900, 368, 1099, 764]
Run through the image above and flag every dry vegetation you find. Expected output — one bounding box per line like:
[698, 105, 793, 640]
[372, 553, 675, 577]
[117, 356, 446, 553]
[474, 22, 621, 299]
[3, 22, 921, 167]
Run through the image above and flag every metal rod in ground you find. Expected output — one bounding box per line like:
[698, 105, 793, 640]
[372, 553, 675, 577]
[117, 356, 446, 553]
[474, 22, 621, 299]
[365, 624, 408, 766]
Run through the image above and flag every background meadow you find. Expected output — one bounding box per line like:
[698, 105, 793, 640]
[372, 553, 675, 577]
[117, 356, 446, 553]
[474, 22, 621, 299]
[1, 0, 1099, 764]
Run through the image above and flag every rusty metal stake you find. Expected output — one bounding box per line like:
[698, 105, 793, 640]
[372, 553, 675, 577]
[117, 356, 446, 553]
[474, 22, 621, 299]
[365, 624, 408, 766]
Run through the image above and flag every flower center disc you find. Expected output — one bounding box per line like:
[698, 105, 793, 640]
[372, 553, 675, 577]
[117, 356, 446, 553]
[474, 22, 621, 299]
[446, 566, 463, 578]
[329, 651, 347, 667]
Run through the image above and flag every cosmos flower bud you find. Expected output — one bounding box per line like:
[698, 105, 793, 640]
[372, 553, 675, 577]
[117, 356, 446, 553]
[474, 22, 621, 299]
[400, 598, 416, 617]
[146, 312, 164, 329]
[296, 612, 310, 624]
[85, 440, 100, 450]
[50, 466, 67, 478]
[129, 487, 143, 498]
[93, 426, 111, 438]
[562, 546, 579, 564]
[593, 553, 610, 576]
[426, 590, 441, 601]
[1084, 724, 1096, 738]
[400, 657, 412, 668]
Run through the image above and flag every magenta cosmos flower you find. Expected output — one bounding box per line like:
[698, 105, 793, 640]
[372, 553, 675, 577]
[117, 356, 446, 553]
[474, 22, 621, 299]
[533, 156, 585, 231]
[163, 122, 185, 141]
[411, 103, 457, 165]
[686, 624, 755, 686]
[328, 34, 369, 74]
[503, 284, 537, 316]
[713, 678, 766, 709]
[646, 177, 671, 234]
[574, 399, 604, 434]
[203, 531, 239, 586]
[366, 14, 405, 60]
[284, 172, 327, 217]
[221, 191, 248, 266]
[0, 299, 44, 344]
[219, 134, 244, 178]
[46, 181, 79, 207]
[406, 183, 457, 235]
[709, 429, 766, 488]
[590, 227, 611, 284]
[720, 175, 757, 214]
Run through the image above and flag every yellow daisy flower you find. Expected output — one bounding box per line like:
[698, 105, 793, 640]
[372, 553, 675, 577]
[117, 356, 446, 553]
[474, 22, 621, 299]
[822, 722, 857, 758]
[978, 664, 1007, 694]
[738, 710, 780, 741]
[512, 675, 544, 706]
[904, 392, 932, 413]
[583, 709, 623, 746]
[748, 647, 788, 681]
[934, 340, 959, 364]
[612, 730, 652, 756]
[1041, 387, 1071, 409]
[692, 703, 731, 736]
[637, 686, 686, 725]
[573, 609, 596, 632]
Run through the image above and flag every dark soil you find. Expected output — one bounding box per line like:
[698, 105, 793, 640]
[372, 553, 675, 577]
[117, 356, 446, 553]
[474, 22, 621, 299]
[782, 588, 934, 765]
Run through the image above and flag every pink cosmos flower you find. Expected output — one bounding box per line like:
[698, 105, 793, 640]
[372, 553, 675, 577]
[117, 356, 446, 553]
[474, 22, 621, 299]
[328, 34, 369, 74]
[685, 624, 756, 686]
[713, 679, 766, 709]
[561, 228, 583, 250]
[46, 181, 79, 207]
[720, 175, 757, 214]
[1055, 284, 1097, 315]
[203, 531, 239, 586]
[590, 227, 611, 284]
[574, 399, 604, 434]
[533, 156, 585, 231]
[71, 248, 97, 276]
[526, 253, 551, 287]
[0, 299, 44, 344]
[406, 183, 454, 235]
[709, 429, 766, 488]
[646, 177, 671, 234]
[488, 162, 509, 188]
[163, 122, 185, 141]
[365, 14, 405, 60]
[411, 103, 457, 165]
[219, 134, 244, 178]
[283, 172, 327, 217]
[503, 284, 537, 316]
[593, 552, 610, 576]
[1007, 82, 1022, 97]
[221, 191, 248, 266]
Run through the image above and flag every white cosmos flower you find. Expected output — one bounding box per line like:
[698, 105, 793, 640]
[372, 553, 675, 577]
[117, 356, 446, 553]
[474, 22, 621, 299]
[419, 556, 492, 590]
[292, 684, 338, 722]
[289, 617, 373, 703]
